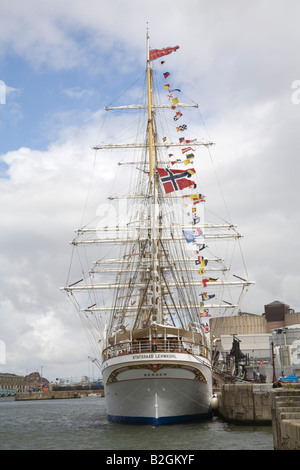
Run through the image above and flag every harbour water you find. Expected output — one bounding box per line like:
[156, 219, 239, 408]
[0, 396, 274, 451]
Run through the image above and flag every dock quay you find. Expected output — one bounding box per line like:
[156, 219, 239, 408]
[270, 387, 300, 450]
[216, 383, 273, 424]
[215, 383, 300, 450]
[14, 389, 104, 401]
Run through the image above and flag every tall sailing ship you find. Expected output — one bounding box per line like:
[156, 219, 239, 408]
[62, 35, 254, 425]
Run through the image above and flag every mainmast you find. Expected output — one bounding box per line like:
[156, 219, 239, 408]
[146, 33, 155, 190]
[147, 33, 162, 325]
[62, 36, 255, 341]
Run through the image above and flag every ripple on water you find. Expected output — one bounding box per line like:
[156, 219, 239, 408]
[0, 397, 274, 450]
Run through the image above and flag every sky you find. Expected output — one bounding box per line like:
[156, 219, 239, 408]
[1, 0, 300, 381]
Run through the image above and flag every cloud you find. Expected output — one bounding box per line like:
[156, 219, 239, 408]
[0, 109, 116, 378]
[0, 91, 141, 378]
[1, 0, 300, 380]
[0, 2, 85, 70]
[61, 87, 96, 100]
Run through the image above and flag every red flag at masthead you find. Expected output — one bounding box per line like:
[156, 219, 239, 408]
[149, 46, 179, 61]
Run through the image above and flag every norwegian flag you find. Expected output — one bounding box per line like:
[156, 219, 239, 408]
[157, 167, 196, 194]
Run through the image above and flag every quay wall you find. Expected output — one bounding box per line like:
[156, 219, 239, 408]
[216, 383, 273, 424]
[270, 387, 300, 450]
[15, 389, 104, 401]
[217, 383, 300, 449]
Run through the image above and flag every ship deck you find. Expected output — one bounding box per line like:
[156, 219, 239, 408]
[102, 336, 210, 362]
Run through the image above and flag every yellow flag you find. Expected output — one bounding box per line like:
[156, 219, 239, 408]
[172, 97, 178, 106]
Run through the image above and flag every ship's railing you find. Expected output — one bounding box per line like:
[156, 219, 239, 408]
[102, 338, 209, 361]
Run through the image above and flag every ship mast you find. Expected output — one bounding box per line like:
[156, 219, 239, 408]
[62, 36, 255, 338]
[147, 33, 162, 325]
[146, 33, 155, 190]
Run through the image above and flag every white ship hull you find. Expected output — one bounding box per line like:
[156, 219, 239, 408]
[102, 352, 212, 425]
